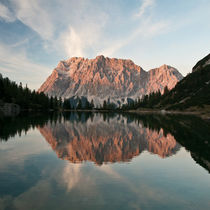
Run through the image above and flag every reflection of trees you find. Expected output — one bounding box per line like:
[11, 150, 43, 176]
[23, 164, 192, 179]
[129, 113, 210, 173]
[39, 114, 180, 164]
[0, 113, 49, 141]
[1, 112, 209, 172]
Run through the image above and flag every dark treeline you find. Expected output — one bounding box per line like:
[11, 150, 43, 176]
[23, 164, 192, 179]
[120, 89, 163, 110]
[0, 112, 70, 141]
[0, 111, 117, 141]
[2, 55, 209, 112]
[135, 113, 210, 173]
[63, 97, 116, 110]
[2, 111, 209, 144]
[0, 111, 210, 172]
[62, 89, 167, 111]
[63, 98, 94, 110]
[122, 62, 210, 110]
[0, 113, 49, 141]
[0, 74, 62, 110]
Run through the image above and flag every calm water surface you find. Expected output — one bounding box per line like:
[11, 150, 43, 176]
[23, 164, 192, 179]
[0, 112, 210, 210]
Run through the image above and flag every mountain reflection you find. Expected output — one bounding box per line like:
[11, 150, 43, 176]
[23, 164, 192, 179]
[38, 113, 180, 164]
[0, 112, 209, 172]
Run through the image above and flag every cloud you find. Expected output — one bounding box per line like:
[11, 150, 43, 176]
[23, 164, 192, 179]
[59, 27, 84, 57]
[9, 38, 30, 48]
[7, 0, 108, 58]
[0, 43, 51, 90]
[11, 0, 54, 40]
[62, 164, 82, 192]
[54, 2, 108, 58]
[58, 24, 105, 58]
[135, 0, 155, 18]
[99, 165, 123, 179]
[100, 18, 169, 56]
[99, 0, 169, 57]
[0, 0, 172, 88]
[0, 2, 16, 22]
[0, 0, 110, 89]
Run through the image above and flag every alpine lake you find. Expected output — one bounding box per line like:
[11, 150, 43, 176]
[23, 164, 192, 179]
[0, 112, 210, 210]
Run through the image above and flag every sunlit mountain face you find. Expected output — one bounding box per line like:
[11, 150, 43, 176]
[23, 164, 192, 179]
[38, 113, 180, 165]
[38, 56, 183, 106]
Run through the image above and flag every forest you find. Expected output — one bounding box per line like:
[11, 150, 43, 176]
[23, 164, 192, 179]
[0, 74, 62, 110]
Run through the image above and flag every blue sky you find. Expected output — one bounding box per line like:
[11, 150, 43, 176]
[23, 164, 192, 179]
[0, 0, 210, 89]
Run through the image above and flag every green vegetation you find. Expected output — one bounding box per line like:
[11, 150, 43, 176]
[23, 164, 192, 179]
[0, 74, 62, 110]
[0, 112, 95, 141]
[0, 113, 50, 141]
[63, 97, 116, 110]
[1, 111, 209, 172]
[122, 55, 210, 111]
[159, 63, 210, 110]
[1, 54, 209, 113]
[192, 53, 210, 71]
[63, 97, 94, 110]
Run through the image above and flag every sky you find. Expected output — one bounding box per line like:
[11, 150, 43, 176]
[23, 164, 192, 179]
[0, 0, 210, 90]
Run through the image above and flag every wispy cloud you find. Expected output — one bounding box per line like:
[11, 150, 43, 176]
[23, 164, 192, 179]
[9, 38, 30, 48]
[60, 27, 84, 57]
[62, 164, 82, 192]
[0, 2, 15, 22]
[54, 2, 108, 58]
[134, 0, 155, 18]
[57, 22, 106, 58]
[100, 0, 169, 57]
[0, 0, 110, 88]
[101, 19, 169, 57]
[0, 0, 208, 87]
[8, 0, 108, 58]
[0, 43, 51, 89]
[11, 0, 54, 40]
[4, 0, 164, 59]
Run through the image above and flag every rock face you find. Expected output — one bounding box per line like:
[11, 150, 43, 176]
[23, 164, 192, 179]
[38, 113, 180, 165]
[39, 55, 183, 105]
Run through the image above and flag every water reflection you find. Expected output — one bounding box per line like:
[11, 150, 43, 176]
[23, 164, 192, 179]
[0, 112, 210, 210]
[0, 112, 210, 172]
[38, 114, 180, 165]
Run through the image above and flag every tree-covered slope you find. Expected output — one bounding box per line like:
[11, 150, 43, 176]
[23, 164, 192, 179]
[160, 57, 210, 110]
[0, 74, 62, 110]
[128, 54, 210, 111]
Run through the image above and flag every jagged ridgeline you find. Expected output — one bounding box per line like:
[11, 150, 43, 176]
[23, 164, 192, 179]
[39, 55, 183, 107]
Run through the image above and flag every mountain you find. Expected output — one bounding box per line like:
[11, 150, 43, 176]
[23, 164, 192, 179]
[38, 55, 183, 105]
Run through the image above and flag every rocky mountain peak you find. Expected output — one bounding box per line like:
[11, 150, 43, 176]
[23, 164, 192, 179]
[160, 64, 169, 69]
[38, 56, 183, 105]
[95, 54, 105, 60]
